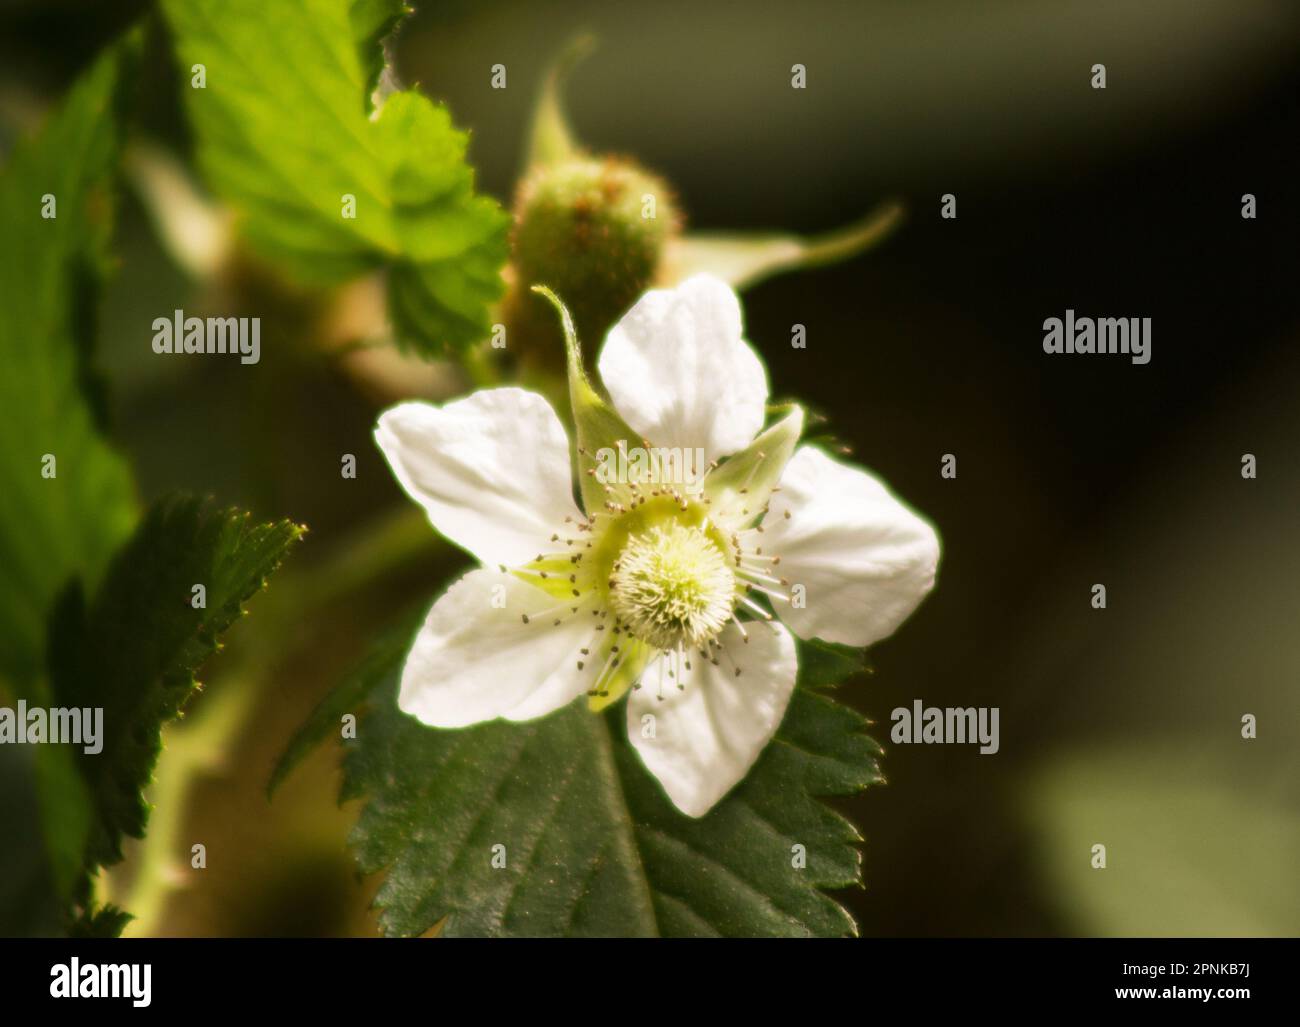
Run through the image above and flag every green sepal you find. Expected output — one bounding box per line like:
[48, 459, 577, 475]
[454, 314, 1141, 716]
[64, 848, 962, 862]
[703, 406, 804, 526]
[666, 200, 904, 291]
[531, 284, 643, 515]
[587, 638, 652, 713]
[523, 34, 595, 171]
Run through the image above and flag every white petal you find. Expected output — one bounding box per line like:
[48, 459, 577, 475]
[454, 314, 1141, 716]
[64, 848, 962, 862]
[597, 274, 768, 463]
[763, 446, 939, 647]
[375, 389, 581, 568]
[399, 569, 593, 728]
[626, 621, 797, 818]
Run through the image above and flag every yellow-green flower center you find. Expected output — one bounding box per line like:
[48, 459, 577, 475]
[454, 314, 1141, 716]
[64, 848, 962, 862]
[608, 521, 735, 651]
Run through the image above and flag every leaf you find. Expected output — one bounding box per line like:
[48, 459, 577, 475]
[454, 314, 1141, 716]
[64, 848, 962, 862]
[161, 0, 508, 356]
[663, 200, 905, 291]
[267, 611, 415, 796]
[795, 637, 867, 689]
[0, 746, 69, 935]
[30, 742, 93, 904]
[68, 903, 133, 939]
[48, 496, 303, 870]
[0, 33, 139, 689]
[333, 623, 881, 937]
[348, 0, 408, 110]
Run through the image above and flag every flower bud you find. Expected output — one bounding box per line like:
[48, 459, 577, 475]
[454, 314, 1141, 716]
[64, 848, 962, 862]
[506, 155, 681, 366]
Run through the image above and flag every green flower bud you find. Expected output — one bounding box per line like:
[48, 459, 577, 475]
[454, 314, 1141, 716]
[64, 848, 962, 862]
[506, 156, 681, 365]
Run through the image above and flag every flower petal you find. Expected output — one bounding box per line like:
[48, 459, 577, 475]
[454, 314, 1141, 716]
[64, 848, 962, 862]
[762, 446, 939, 647]
[375, 389, 581, 568]
[597, 274, 768, 463]
[626, 620, 797, 818]
[399, 568, 594, 728]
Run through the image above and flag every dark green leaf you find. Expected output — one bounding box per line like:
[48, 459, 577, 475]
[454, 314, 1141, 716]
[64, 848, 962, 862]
[0, 746, 69, 935]
[796, 637, 868, 689]
[68, 903, 133, 938]
[49, 496, 303, 869]
[30, 742, 93, 904]
[268, 612, 414, 797]
[334, 622, 881, 936]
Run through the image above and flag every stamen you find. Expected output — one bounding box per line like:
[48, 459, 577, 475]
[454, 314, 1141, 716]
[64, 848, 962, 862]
[587, 645, 623, 698]
[745, 582, 791, 604]
[520, 597, 589, 626]
[736, 566, 786, 588]
[712, 635, 745, 676]
[736, 594, 773, 621]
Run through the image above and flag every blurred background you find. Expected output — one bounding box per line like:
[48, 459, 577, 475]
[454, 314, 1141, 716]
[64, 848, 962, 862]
[1, 0, 1297, 936]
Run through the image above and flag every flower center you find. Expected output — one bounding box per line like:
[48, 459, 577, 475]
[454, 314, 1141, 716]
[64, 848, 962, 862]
[608, 521, 735, 651]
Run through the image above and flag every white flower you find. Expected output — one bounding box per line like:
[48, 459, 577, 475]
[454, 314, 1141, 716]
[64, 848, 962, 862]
[375, 274, 939, 817]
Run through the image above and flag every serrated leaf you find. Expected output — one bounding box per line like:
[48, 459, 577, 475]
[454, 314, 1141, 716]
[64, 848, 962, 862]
[48, 496, 303, 869]
[161, 0, 508, 356]
[795, 637, 867, 689]
[68, 903, 132, 938]
[0, 34, 139, 689]
[335, 622, 881, 937]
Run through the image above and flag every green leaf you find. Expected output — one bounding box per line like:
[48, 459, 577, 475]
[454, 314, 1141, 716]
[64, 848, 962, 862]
[0, 746, 69, 935]
[334, 623, 881, 936]
[68, 903, 133, 938]
[268, 611, 414, 797]
[664, 200, 905, 291]
[348, 0, 408, 110]
[30, 743, 93, 904]
[48, 496, 303, 870]
[161, 0, 508, 356]
[795, 637, 867, 689]
[0, 34, 139, 689]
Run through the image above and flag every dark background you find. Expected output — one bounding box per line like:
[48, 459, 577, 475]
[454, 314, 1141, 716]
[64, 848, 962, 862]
[2, 0, 1297, 935]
